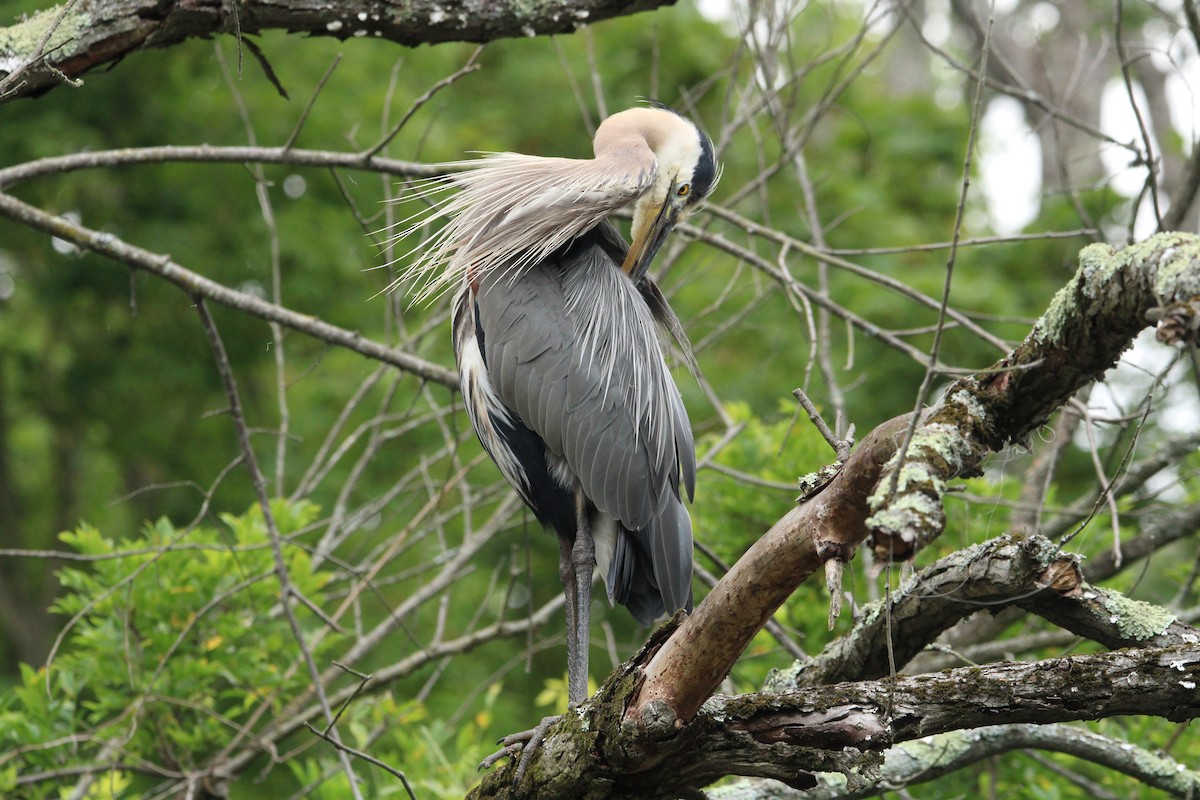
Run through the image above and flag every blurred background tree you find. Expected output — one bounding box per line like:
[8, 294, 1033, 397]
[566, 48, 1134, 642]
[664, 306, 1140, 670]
[0, 0, 1198, 796]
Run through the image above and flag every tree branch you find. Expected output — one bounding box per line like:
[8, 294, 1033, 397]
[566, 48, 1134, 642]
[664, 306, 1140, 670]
[0, 189, 457, 387]
[869, 233, 1200, 558]
[0, 0, 674, 104]
[774, 533, 1199, 690]
[710, 723, 1200, 800]
[470, 643, 1200, 797]
[0, 145, 439, 190]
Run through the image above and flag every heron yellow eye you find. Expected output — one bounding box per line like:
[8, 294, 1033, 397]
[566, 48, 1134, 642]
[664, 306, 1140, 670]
[677, 184, 690, 197]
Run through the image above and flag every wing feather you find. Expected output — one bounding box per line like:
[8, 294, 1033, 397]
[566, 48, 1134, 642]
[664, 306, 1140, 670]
[476, 225, 691, 533]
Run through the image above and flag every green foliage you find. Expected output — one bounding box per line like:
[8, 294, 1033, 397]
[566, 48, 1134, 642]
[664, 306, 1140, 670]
[0, 503, 328, 795]
[0, 503, 530, 796]
[693, 401, 825, 560]
[0, 501, 515, 797]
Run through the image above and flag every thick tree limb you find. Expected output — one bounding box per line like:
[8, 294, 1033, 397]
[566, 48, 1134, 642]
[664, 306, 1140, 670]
[710, 723, 1200, 800]
[0, 0, 673, 104]
[773, 533, 1200, 690]
[470, 643, 1200, 798]
[868, 233, 1200, 557]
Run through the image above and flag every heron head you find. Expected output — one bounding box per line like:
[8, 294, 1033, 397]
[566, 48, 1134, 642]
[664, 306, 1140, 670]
[596, 105, 718, 280]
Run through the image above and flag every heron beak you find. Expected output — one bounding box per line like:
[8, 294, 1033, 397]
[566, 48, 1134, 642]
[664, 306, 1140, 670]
[621, 194, 683, 281]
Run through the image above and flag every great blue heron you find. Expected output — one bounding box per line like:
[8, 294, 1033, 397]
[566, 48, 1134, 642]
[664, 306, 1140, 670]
[396, 103, 718, 758]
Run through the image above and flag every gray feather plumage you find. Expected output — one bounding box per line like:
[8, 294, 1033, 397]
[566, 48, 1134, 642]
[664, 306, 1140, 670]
[475, 222, 695, 619]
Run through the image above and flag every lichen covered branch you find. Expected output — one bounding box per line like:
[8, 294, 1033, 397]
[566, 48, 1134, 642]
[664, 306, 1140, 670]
[774, 533, 1199, 691]
[869, 233, 1200, 558]
[710, 723, 1200, 800]
[0, 0, 673, 103]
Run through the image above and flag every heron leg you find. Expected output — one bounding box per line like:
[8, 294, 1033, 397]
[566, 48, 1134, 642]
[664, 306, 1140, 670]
[476, 502, 593, 783]
[557, 531, 577, 656]
[567, 487, 593, 707]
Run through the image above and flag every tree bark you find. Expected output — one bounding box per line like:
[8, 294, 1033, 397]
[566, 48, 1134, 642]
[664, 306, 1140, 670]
[711, 723, 1200, 799]
[0, 0, 673, 104]
[777, 532, 1197, 690]
[470, 643, 1200, 798]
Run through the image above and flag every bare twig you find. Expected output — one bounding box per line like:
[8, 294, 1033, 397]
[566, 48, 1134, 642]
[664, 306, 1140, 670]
[194, 298, 365, 799]
[0, 190, 455, 386]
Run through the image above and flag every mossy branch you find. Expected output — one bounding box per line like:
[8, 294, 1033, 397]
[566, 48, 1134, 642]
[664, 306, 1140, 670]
[710, 723, 1200, 800]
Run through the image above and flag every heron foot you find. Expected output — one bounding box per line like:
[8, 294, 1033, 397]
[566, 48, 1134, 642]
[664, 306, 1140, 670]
[478, 714, 562, 786]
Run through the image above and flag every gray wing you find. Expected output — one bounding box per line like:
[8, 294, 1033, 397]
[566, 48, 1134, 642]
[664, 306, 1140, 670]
[476, 225, 694, 615]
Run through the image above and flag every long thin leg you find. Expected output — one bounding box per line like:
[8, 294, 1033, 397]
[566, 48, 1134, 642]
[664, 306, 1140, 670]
[557, 531, 577, 667]
[479, 494, 595, 785]
[567, 486, 593, 707]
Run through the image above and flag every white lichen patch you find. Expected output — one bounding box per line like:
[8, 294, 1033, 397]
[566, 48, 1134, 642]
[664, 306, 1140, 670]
[699, 695, 729, 720]
[1021, 532, 1065, 569]
[762, 663, 804, 694]
[887, 731, 973, 772]
[1181, 680, 1196, 690]
[865, 492, 941, 543]
[866, 422, 971, 522]
[0, 5, 88, 62]
[1077, 242, 1123, 299]
[326, 19, 344, 31]
[855, 597, 884, 628]
[949, 389, 988, 423]
[1031, 242, 1120, 344]
[1132, 233, 1200, 300]
[1128, 737, 1200, 789]
[1096, 588, 1174, 640]
[574, 706, 591, 731]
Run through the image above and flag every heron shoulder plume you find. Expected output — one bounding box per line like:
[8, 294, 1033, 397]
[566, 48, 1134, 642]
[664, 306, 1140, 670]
[386, 113, 688, 303]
